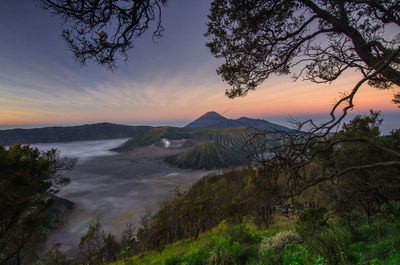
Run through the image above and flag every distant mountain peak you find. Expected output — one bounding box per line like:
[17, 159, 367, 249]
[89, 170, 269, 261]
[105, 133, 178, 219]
[185, 111, 291, 132]
[185, 111, 232, 129]
[199, 111, 226, 119]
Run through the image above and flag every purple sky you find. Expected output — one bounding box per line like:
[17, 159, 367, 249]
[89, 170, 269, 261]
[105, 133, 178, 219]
[0, 0, 398, 133]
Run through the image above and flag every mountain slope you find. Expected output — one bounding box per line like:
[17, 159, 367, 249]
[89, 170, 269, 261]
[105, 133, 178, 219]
[0, 123, 153, 145]
[185, 111, 243, 128]
[235, 117, 292, 132]
[115, 126, 264, 152]
[165, 141, 244, 170]
[185, 111, 291, 132]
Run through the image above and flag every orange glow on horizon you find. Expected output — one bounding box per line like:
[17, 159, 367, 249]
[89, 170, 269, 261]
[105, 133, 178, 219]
[0, 72, 398, 128]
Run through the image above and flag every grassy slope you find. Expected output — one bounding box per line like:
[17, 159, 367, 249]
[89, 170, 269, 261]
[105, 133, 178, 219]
[165, 141, 245, 170]
[114, 126, 265, 152]
[137, 169, 257, 251]
[112, 219, 269, 265]
[112, 206, 400, 265]
[109, 167, 400, 265]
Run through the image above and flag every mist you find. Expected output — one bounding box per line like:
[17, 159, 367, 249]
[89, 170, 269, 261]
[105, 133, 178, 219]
[39, 139, 214, 256]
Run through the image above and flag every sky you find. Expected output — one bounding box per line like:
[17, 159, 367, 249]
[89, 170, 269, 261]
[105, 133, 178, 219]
[0, 0, 399, 133]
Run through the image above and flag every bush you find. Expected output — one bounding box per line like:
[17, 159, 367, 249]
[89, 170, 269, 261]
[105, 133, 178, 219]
[0, 144, 74, 265]
[258, 230, 301, 264]
[283, 244, 308, 265]
[183, 248, 208, 265]
[259, 230, 300, 253]
[164, 255, 182, 265]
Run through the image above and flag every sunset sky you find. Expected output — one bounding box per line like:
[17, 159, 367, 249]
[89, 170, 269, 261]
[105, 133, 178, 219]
[0, 0, 398, 133]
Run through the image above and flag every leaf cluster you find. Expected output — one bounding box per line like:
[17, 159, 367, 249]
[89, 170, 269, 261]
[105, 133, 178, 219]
[206, 0, 400, 98]
[40, 0, 168, 69]
[0, 144, 74, 265]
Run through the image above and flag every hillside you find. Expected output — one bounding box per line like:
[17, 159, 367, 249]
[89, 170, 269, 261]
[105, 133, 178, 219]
[114, 126, 266, 153]
[45, 196, 74, 230]
[184, 111, 243, 128]
[165, 141, 245, 169]
[0, 112, 289, 146]
[111, 168, 400, 265]
[0, 123, 153, 145]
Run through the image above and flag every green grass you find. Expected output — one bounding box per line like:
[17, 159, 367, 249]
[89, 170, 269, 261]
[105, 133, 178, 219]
[110, 202, 400, 265]
[111, 218, 265, 265]
[165, 141, 244, 170]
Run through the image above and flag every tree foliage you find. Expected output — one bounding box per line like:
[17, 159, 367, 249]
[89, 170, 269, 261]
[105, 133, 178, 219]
[206, 0, 400, 98]
[249, 111, 400, 218]
[78, 218, 120, 264]
[39, 1, 400, 106]
[39, 0, 167, 69]
[321, 112, 400, 216]
[0, 144, 74, 265]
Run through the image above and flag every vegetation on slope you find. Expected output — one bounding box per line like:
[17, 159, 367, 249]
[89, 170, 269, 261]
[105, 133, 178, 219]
[165, 141, 244, 170]
[112, 202, 400, 265]
[114, 126, 266, 153]
[113, 218, 265, 265]
[0, 123, 153, 145]
[0, 144, 75, 265]
[135, 169, 258, 250]
[109, 112, 400, 265]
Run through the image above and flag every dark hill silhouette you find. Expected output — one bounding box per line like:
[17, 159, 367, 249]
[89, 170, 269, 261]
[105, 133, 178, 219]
[0, 123, 153, 145]
[185, 111, 291, 132]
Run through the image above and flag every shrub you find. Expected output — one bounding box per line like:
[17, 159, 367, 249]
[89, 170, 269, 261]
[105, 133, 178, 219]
[164, 255, 182, 265]
[183, 248, 208, 265]
[259, 230, 301, 254]
[0, 144, 74, 264]
[283, 244, 308, 265]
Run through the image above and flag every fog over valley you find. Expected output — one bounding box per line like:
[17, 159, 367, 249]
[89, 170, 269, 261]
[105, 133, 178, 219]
[33, 138, 216, 256]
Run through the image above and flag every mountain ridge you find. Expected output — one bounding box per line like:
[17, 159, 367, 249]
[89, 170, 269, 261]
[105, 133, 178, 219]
[185, 111, 291, 132]
[0, 123, 153, 145]
[0, 112, 290, 146]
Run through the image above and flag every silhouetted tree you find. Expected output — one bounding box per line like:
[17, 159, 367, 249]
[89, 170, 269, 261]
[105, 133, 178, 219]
[206, 0, 400, 98]
[78, 218, 120, 264]
[0, 145, 75, 265]
[40, 1, 399, 102]
[205, 0, 400, 207]
[247, 111, 400, 216]
[39, 0, 167, 69]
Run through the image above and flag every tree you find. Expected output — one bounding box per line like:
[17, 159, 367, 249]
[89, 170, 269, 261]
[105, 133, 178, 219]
[206, 0, 400, 98]
[319, 112, 400, 216]
[39, 1, 399, 95]
[120, 223, 138, 259]
[37, 243, 69, 265]
[205, 0, 400, 211]
[39, 0, 167, 69]
[39, 1, 399, 111]
[78, 218, 120, 264]
[246, 110, 400, 219]
[0, 144, 75, 265]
